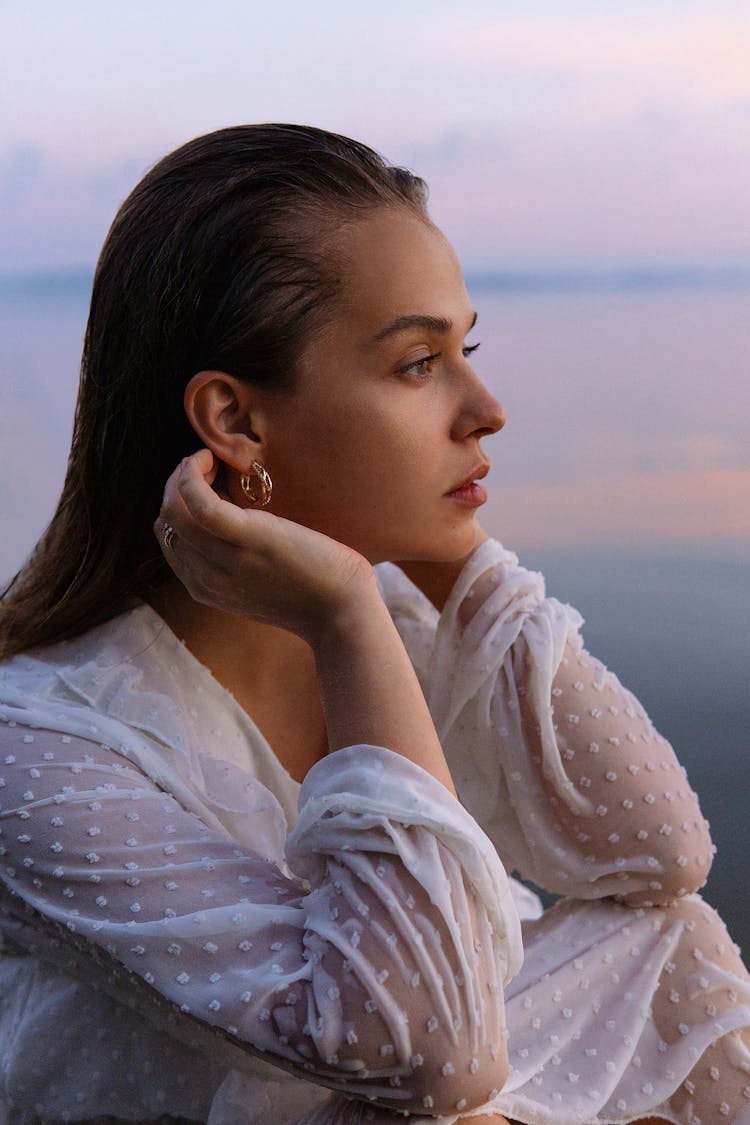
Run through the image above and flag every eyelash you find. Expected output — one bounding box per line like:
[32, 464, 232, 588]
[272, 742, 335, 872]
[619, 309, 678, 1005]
[400, 342, 481, 380]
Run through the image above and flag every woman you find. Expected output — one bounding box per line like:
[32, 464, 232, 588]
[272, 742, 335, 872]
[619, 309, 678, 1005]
[0, 124, 748, 1125]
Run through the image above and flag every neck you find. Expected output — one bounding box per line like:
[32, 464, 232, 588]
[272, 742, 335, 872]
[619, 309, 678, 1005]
[146, 578, 318, 715]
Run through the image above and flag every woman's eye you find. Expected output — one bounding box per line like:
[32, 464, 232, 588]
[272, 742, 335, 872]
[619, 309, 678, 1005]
[401, 352, 441, 379]
[399, 342, 480, 380]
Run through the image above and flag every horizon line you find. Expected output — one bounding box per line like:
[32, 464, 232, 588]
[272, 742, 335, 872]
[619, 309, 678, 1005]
[2, 265, 750, 297]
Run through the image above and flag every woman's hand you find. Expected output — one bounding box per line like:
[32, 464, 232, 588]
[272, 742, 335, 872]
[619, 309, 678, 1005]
[154, 449, 375, 645]
[156, 449, 455, 789]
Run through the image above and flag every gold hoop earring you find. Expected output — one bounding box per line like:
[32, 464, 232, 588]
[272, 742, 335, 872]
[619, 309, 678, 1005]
[240, 460, 273, 507]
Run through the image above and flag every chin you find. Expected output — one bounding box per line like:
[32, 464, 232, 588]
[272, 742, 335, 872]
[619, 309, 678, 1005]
[373, 524, 481, 566]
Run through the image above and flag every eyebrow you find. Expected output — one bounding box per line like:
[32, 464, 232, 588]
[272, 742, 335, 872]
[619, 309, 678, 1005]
[369, 310, 478, 346]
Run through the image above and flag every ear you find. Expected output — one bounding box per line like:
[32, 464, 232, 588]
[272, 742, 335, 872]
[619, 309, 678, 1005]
[184, 370, 267, 471]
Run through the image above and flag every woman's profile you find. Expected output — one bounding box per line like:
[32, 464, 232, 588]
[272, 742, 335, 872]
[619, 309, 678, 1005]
[0, 124, 748, 1125]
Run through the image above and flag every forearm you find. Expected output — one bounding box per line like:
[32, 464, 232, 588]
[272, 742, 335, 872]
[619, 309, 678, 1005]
[531, 640, 714, 905]
[313, 582, 456, 794]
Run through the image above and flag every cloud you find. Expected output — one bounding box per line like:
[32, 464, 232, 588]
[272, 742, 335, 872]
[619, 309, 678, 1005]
[427, 11, 750, 106]
[483, 466, 750, 549]
[0, 143, 154, 272]
[2, 4, 749, 274]
[86, 155, 154, 202]
[0, 144, 43, 208]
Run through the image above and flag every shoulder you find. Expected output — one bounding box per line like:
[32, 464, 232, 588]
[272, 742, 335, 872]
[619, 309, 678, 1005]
[0, 603, 191, 799]
[0, 601, 161, 685]
[0, 602, 196, 737]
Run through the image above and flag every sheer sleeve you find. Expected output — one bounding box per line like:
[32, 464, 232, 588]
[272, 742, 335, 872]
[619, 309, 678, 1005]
[386, 539, 715, 909]
[514, 635, 715, 906]
[0, 722, 522, 1118]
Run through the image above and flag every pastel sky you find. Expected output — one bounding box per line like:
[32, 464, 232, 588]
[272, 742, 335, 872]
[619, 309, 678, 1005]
[1, 1, 749, 574]
[2, 0, 750, 272]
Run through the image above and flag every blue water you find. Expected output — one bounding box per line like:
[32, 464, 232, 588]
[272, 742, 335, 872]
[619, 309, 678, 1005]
[1, 277, 748, 955]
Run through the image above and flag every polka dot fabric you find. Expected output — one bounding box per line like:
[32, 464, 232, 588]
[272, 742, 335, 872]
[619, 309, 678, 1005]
[0, 536, 747, 1124]
[376, 540, 750, 1124]
[0, 730, 519, 1122]
[379, 542, 715, 909]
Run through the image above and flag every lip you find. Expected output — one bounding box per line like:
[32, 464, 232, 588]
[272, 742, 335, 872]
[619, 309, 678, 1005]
[445, 463, 490, 495]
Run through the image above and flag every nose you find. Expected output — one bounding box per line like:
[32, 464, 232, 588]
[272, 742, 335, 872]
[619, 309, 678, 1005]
[451, 370, 507, 441]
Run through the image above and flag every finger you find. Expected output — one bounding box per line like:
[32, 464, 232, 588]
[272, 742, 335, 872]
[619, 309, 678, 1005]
[177, 453, 265, 546]
[155, 457, 222, 561]
[155, 464, 191, 545]
[184, 446, 219, 486]
[154, 527, 216, 603]
[159, 450, 229, 535]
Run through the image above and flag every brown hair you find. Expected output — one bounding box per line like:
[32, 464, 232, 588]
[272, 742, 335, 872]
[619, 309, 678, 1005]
[0, 124, 428, 658]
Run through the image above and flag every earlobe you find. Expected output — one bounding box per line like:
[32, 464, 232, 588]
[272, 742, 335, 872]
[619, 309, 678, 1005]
[184, 370, 263, 470]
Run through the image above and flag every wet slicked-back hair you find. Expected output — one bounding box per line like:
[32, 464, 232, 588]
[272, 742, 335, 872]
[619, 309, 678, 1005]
[0, 124, 428, 657]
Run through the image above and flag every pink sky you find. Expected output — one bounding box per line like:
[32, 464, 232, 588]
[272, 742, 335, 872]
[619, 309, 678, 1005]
[1, 2, 749, 273]
[485, 466, 750, 550]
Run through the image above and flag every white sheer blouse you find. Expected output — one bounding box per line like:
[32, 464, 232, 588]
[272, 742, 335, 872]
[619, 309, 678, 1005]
[0, 538, 725, 1125]
[0, 563, 524, 1121]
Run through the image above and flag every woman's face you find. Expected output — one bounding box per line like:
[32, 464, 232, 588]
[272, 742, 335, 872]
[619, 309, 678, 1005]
[258, 208, 506, 564]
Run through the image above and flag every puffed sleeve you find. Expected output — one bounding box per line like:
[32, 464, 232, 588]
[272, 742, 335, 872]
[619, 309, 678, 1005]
[0, 722, 523, 1119]
[383, 539, 715, 909]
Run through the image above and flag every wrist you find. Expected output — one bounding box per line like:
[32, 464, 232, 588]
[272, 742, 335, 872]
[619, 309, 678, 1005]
[302, 568, 384, 649]
[306, 570, 455, 792]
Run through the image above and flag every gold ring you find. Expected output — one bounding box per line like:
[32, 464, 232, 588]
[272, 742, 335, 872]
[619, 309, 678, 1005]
[163, 524, 176, 549]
